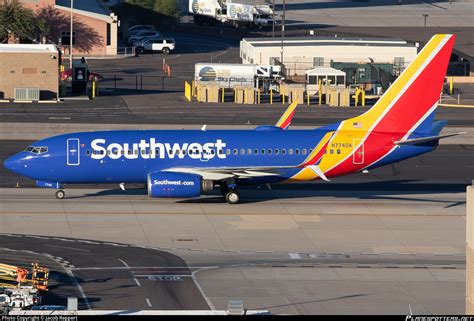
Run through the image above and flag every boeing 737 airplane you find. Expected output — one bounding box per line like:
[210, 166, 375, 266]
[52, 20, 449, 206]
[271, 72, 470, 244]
[4, 34, 462, 204]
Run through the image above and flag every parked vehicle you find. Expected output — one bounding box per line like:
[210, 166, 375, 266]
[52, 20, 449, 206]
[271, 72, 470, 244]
[128, 25, 154, 34]
[194, 63, 279, 89]
[60, 69, 103, 82]
[189, 0, 274, 28]
[128, 30, 161, 45]
[135, 38, 175, 54]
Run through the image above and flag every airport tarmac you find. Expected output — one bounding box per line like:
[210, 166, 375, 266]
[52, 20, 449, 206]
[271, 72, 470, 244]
[1, 140, 471, 313]
[0, 236, 209, 311]
[0, 184, 467, 314]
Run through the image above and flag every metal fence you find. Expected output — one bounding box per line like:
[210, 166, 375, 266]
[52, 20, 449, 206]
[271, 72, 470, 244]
[98, 74, 183, 94]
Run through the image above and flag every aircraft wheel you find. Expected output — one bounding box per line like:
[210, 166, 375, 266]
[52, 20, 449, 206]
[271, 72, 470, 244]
[55, 190, 65, 200]
[225, 190, 240, 204]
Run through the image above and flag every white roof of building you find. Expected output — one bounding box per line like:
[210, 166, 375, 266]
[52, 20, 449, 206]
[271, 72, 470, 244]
[305, 67, 345, 76]
[0, 44, 58, 53]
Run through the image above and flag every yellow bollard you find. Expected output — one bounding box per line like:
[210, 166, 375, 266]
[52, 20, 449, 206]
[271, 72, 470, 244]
[257, 89, 261, 104]
[355, 88, 359, 107]
[282, 94, 285, 104]
[270, 89, 273, 104]
[307, 92, 310, 106]
[60, 65, 64, 72]
[244, 89, 247, 104]
[318, 80, 322, 106]
[191, 80, 195, 97]
[92, 80, 96, 99]
[449, 76, 453, 95]
[361, 89, 365, 106]
[221, 88, 225, 103]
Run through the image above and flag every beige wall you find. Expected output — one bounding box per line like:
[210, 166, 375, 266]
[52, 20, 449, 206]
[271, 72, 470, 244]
[467, 186, 474, 314]
[241, 43, 417, 75]
[21, 1, 117, 56]
[0, 52, 59, 100]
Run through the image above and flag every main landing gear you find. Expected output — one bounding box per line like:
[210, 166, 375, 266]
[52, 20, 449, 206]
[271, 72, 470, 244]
[55, 190, 65, 199]
[220, 181, 240, 204]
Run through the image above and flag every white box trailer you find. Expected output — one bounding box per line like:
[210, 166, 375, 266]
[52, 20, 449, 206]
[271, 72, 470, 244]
[189, 0, 273, 27]
[195, 63, 257, 88]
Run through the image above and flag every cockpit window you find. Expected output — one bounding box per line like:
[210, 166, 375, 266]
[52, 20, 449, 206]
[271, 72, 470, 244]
[24, 146, 48, 154]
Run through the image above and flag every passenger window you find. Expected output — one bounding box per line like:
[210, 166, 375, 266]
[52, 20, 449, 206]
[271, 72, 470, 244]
[267, 149, 272, 155]
[254, 149, 259, 155]
[226, 149, 231, 155]
[274, 149, 279, 155]
[281, 149, 286, 155]
[219, 149, 224, 155]
[330, 149, 334, 154]
[240, 149, 245, 155]
[247, 148, 252, 155]
[86, 150, 91, 156]
[309, 149, 313, 154]
[302, 149, 307, 155]
[295, 149, 300, 155]
[289, 149, 293, 155]
[337, 149, 341, 154]
[261, 149, 265, 155]
[233, 149, 238, 155]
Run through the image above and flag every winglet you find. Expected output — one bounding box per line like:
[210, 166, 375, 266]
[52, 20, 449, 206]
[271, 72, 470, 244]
[275, 101, 298, 129]
[307, 165, 330, 181]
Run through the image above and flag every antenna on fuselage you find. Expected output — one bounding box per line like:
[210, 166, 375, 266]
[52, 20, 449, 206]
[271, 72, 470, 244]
[119, 183, 125, 191]
[201, 124, 207, 131]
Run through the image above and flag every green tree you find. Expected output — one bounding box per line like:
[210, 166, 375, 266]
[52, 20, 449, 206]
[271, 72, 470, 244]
[0, 1, 45, 42]
[125, 0, 181, 20]
[154, 0, 181, 19]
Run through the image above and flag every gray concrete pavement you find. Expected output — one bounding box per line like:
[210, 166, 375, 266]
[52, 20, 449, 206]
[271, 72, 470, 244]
[0, 186, 467, 314]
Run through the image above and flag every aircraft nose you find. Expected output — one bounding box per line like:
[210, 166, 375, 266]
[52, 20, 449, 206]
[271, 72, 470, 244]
[4, 154, 21, 174]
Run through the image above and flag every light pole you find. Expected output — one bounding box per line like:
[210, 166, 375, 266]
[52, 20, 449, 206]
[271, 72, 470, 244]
[69, 0, 74, 69]
[422, 14, 429, 42]
[280, 0, 285, 66]
[272, 0, 275, 38]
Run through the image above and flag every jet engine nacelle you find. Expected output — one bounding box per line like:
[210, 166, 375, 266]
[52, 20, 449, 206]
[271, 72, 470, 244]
[147, 171, 213, 198]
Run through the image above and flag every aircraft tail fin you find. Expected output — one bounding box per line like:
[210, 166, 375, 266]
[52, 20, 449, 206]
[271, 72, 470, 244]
[343, 34, 455, 135]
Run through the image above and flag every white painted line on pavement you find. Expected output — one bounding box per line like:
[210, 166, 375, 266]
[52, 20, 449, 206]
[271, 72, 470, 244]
[134, 278, 141, 287]
[146, 298, 152, 307]
[118, 259, 129, 267]
[289, 253, 302, 259]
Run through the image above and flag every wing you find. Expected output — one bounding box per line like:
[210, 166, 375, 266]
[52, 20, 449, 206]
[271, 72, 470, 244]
[275, 101, 298, 129]
[164, 166, 296, 180]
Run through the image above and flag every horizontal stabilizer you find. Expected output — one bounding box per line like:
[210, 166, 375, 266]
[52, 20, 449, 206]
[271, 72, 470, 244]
[394, 132, 465, 145]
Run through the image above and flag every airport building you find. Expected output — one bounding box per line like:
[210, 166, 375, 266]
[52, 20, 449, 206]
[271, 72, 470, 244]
[0, 44, 59, 101]
[4, 0, 118, 56]
[240, 37, 418, 85]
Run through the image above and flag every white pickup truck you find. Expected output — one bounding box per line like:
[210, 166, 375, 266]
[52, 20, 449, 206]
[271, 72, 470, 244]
[135, 38, 175, 55]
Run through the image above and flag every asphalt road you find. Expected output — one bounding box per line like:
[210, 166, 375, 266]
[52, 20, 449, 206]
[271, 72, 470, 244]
[0, 235, 210, 311]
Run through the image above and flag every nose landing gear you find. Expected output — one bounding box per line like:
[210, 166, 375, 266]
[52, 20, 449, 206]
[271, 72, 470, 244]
[55, 190, 65, 199]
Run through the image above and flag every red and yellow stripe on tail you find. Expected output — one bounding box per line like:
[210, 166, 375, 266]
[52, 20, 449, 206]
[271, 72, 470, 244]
[290, 34, 456, 181]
